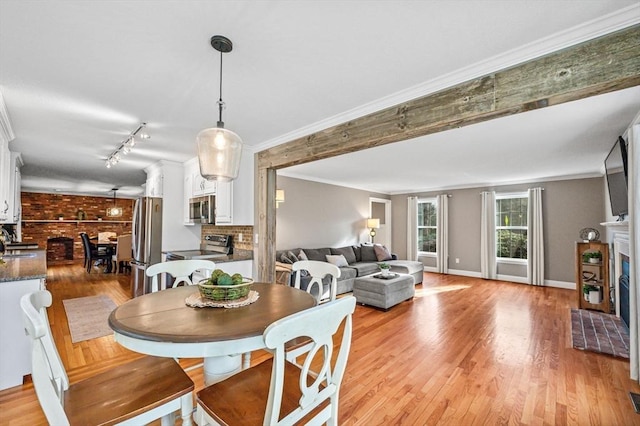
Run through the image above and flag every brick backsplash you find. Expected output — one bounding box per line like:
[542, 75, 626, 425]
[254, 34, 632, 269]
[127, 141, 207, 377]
[21, 192, 134, 262]
[202, 225, 254, 251]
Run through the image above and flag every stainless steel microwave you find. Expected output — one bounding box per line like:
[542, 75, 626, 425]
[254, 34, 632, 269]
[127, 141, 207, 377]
[189, 195, 215, 224]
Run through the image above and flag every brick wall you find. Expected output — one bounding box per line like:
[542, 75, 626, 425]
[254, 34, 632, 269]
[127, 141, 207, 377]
[21, 192, 134, 262]
[202, 225, 254, 251]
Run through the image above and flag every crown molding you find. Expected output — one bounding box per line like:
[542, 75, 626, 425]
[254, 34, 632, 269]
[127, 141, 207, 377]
[255, 4, 640, 154]
[0, 89, 15, 144]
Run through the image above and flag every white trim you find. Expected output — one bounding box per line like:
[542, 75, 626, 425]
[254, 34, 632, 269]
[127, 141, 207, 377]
[447, 269, 482, 279]
[254, 6, 640, 154]
[497, 274, 528, 284]
[497, 258, 528, 265]
[423, 266, 438, 273]
[0, 90, 15, 144]
[545, 280, 576, 290]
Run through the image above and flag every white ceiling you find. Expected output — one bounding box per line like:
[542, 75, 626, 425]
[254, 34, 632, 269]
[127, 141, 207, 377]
[1, 1, 639, 198]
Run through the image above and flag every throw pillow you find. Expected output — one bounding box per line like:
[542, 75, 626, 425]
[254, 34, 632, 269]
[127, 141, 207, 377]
[280, 252, 293, 264]
[287, 251, 299, 262]
[360, 244, 378, 262]
[330, 246, 356, 265]
[326, 254, 348, 267]
[374, 244, 393, 261]
[352, 245, 362, 262]
[298, 249, 308, 261]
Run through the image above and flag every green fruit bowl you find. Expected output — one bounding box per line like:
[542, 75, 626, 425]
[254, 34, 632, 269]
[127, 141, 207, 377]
[197, 278, 254, 301]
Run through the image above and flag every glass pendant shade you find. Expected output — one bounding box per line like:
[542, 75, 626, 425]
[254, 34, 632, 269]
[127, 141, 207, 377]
[197, 126, 243, 181]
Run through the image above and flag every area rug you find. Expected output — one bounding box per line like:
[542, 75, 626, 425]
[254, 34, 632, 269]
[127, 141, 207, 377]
[571, 308, 630, 359]
[63, 295, 117, 343]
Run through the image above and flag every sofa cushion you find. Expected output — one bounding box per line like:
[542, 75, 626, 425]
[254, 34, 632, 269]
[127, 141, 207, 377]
[302, 247, 332, 262]
[279, 252, 294, 264]
[352, 245, 362, 262]
[360, 244, 378, 262]
[339, 267, 357, 280]
[349, 262, 380, 277]
[326, 254, 349, 267]
[331, 246, 357, 265]
[374, 244, 393, 261]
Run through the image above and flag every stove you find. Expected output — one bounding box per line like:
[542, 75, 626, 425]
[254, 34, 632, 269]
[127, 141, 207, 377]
[165, 234, 233, 261]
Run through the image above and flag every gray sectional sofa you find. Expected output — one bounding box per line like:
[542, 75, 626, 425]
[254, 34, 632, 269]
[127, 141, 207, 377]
[276, 243, 423, 295]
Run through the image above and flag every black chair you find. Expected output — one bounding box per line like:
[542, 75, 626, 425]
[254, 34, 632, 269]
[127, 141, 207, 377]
[80, 232, 112, 273]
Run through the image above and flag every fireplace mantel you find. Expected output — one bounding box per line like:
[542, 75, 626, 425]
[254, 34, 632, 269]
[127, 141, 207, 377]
[601, 221, 630, 319]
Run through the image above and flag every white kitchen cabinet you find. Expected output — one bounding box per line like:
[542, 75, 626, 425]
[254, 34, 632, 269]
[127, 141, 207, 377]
[215, 180, 233, 225]
[193, 173, 217, 196]
[0, 144, 22, 224]
[0, 140, 10, 222]
[0, 277, 45, 390]
[184, 169, 194, 225]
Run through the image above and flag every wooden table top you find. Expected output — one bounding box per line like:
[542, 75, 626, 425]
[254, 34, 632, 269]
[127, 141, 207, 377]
[108, 283, 316, 344]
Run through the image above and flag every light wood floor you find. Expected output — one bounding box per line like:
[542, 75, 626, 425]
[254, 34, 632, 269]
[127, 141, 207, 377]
[1, 263, 639, 425]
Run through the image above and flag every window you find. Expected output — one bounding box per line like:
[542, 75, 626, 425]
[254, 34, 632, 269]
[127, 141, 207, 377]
[495, 194, 528, 260]
[417, 199, 437, 254]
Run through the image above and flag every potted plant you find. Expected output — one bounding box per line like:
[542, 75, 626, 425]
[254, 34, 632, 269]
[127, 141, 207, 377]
[583, 251, 602, 264]
[378, 262, 391, 277]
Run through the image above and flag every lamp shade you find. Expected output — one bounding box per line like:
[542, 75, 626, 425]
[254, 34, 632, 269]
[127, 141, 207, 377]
[275, 189, 285, 202]
[196, 127, 243, 181]
[367, 218, 380, 229]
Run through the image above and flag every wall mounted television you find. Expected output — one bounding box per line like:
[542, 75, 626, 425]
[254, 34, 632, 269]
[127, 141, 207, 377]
[604, 135, 628, 220]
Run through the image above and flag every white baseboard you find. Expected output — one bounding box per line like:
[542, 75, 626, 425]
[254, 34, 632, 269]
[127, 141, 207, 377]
[440, 269, 576, 290]
[423, 266, 438, 273]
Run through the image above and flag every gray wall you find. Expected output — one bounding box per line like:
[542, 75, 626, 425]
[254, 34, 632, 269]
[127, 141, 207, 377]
[392, 177, 606, 283]
[275, 175, 388, 250]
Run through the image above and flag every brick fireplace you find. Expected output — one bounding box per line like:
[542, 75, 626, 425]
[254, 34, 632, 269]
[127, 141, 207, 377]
[47, 236, 74, 263]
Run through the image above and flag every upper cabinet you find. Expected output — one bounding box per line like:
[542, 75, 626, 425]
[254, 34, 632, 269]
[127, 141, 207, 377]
[183, 157, 233, 225]
[145, 163, 163, 197]
[0, 142, 22, 224]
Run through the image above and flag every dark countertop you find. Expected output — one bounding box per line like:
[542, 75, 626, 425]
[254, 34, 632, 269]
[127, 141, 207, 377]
[162, 248, 253, 263]
[0, 249, 47, 282]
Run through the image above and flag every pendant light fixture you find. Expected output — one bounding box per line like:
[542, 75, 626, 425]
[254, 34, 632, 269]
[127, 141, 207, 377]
[196, 35, 243, 182]
[106, 188, 123, 217]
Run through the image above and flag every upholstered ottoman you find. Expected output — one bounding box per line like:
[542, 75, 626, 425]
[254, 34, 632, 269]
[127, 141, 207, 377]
[353, 273, 415, 310]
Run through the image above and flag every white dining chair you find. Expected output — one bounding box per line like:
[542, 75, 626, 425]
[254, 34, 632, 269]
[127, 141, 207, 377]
[195, 296, 356, 426]
[292, 260, 341, 304]
[146, 259, 216, 292]
[21, 290, 195, 426]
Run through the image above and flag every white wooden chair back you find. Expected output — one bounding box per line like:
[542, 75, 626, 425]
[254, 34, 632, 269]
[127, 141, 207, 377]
[146, 259, 216, 292]
[264, 296, 356, 425]
[112, 234, 132, 273]
[292, 260, 341, 304]
[21, 290, 72, 425]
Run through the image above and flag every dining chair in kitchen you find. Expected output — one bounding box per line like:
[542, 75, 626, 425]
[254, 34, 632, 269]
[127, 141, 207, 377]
[288, 260, 341, 371]
[292, 260, 341, 304]
[79, 232, 112, 273]
[111, 233, 132, 274]
[146, 259, 216, 292]
[21, 290, 195, 426]
[195, 296, 356, 426]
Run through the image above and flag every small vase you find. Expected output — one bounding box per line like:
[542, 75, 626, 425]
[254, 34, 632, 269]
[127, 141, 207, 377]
[381, 268, 390, 277]
[589, 258, 600, 264]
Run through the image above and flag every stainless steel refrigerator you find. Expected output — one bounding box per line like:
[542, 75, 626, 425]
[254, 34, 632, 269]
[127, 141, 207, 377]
[130, 197, 162, 297]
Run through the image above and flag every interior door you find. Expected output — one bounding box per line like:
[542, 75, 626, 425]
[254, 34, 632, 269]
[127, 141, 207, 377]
[370, 198, 392, 249]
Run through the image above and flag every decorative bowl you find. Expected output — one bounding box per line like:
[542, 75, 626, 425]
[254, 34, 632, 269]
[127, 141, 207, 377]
[198, 278, 254, 301]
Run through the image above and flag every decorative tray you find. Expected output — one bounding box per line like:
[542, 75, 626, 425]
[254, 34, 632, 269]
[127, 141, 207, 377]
[373, 273, 399, 280]
[185, 290, 259, 308]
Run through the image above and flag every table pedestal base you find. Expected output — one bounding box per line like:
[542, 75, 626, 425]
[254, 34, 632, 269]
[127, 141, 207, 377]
[203, 354, 242, 386]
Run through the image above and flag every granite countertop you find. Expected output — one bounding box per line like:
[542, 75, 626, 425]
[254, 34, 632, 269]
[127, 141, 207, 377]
[0, 249, 47, 282]
[162, 248, 253, 263]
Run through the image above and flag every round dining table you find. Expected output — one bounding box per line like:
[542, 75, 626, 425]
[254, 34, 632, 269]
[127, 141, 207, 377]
[108, 283, 316, 385]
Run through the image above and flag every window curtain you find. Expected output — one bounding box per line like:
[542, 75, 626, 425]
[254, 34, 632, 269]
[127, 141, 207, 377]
[407, 196, 418, 261]
[527, 187, 545, 286]
[628, 124, 639, 382]
[480, 191, 496, 279]
[436, 194, 449, 274]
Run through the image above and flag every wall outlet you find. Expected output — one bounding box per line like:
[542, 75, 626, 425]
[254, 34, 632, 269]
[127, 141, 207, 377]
[254, 233, 259, 244]
[455, 258, 460, 264]
[238, 233, 243, 242]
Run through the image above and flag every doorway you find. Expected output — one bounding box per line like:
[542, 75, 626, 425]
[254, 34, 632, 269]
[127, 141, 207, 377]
[369, 197, 391, 249]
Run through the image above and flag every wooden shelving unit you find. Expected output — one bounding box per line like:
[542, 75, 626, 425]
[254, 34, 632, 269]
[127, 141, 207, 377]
[575, 241, 610, 313]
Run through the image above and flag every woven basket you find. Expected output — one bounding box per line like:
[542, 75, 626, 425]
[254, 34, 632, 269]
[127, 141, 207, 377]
[198, 278, 254, 301]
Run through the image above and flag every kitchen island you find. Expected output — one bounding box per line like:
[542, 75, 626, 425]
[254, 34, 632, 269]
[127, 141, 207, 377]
[0, 249, 47, 390]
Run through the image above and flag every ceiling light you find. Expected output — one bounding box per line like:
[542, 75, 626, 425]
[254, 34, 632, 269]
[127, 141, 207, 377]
[196, 35, 243, 182]
[105, 123, 149, 168]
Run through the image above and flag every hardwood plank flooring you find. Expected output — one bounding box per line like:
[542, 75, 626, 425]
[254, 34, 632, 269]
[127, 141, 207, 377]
[1, 264, 639, 425]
